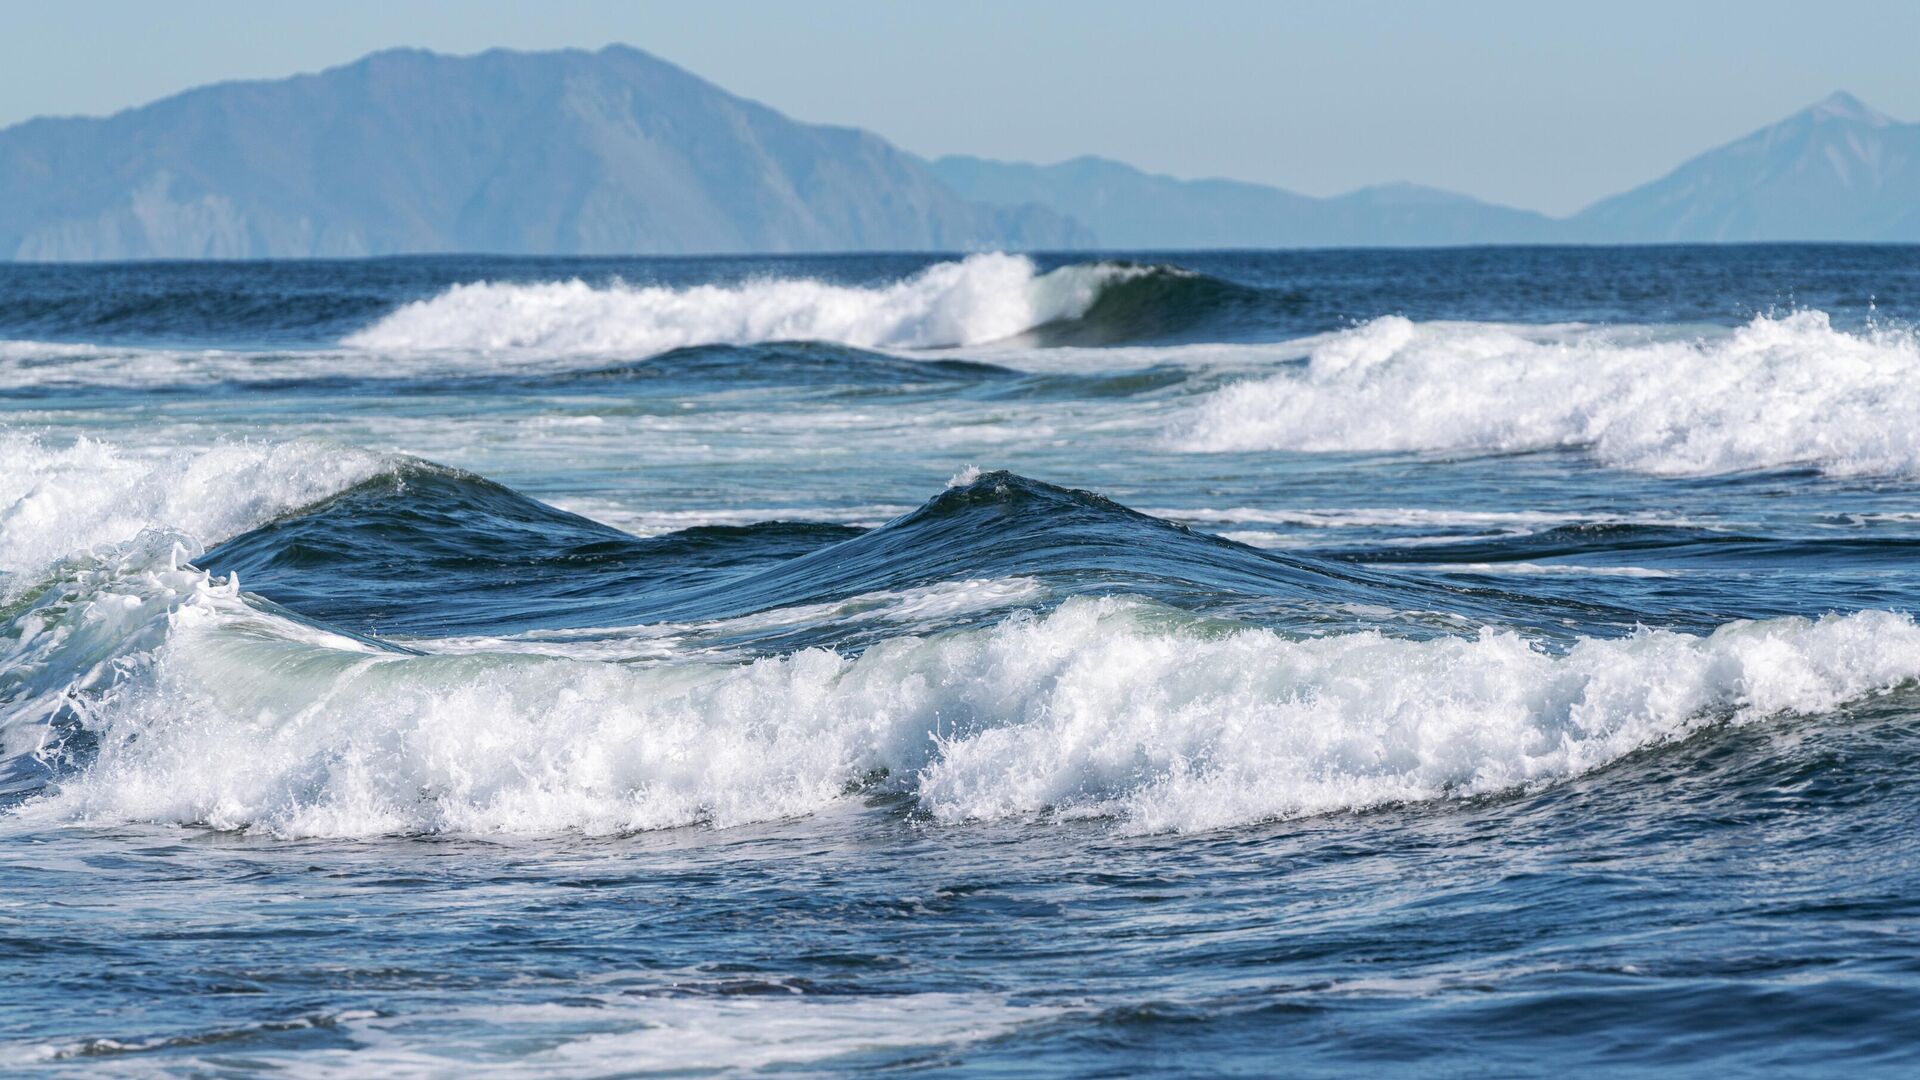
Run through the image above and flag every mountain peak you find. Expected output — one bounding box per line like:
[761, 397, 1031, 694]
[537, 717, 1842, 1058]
[1805, 90, 1895, 126]
[0, 45, 1094, 259]
[1570, 88, 1920, 240]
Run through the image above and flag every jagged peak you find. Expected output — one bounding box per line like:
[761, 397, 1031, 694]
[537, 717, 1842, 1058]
[1803, 90, 1895, 127]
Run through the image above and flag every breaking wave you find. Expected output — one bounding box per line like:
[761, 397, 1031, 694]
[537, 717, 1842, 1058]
[1176, 311, 1920, 476]
[10, 551, 1918, 837]
[0, 431, 383, 596]
[6, 449, 1918, 837]
[343, 255, 1215, 354]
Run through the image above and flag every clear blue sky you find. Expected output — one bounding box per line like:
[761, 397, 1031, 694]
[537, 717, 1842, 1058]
[8, 0, 1918, 216]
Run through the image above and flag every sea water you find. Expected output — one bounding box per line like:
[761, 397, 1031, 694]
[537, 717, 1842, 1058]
[3, 246, 1920, 1075]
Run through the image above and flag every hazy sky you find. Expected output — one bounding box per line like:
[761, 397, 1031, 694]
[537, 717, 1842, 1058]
[8, 1, 1919, 216]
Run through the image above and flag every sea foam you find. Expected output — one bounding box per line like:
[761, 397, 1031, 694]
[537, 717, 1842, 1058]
[0, 432, 383, 594]
[15, 566, 1919, 837]
[344, 254, 1136, 354]
[5, 992, 1056, 1076]
[1177, 311, 1920, 476]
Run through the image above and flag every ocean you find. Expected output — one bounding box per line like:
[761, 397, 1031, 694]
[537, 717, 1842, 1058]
[3, 245, 1919, 1076]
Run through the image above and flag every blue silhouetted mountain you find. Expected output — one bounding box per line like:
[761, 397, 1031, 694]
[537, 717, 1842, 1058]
[934, 92, 1920, 247]
[2, 53, 1915, 259]
[926, 155, 1558, 248]
[1566, 92, 1920, 242]
[0, 46, 1091, 260]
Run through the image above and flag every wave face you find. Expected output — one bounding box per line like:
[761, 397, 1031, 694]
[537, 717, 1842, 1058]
[344, 254, 1158, 353]
[4, 460, 1913, 839]
[195, 462, 867, 640]
[1178, 311, 1920, 475]
[13, 537, 1918, 838]
[195, 468, 1599, 647]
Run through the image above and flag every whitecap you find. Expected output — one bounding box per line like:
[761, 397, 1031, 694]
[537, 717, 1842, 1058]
[1174, 311, 1920, 477]
[345, 254, 1142, 354]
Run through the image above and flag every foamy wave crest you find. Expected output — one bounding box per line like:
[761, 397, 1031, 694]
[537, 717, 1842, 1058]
[15, 569, 1919, 837]
[1177, 311, 1920, 476]
[345, 254, 1135, 354]
[0, 431, 383, 594]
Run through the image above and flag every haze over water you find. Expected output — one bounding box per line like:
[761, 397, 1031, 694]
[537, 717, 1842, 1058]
[5, 245, 1920, 1075]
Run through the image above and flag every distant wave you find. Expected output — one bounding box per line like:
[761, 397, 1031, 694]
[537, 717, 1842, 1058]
[0, 257, 1259, 390]
[0, 337, 1031, 394]
[0, 284, 396, 343]
[1175, 311, 1920, 476]
[343, 254, 1217, 354]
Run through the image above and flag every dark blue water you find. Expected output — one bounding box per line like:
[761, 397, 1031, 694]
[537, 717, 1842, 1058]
[3, 246, 1920, 1076]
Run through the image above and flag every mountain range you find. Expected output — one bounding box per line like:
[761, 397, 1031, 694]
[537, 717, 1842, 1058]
[924, 156, 1558, 248]
[1, 46, 1914, 260]
[931, 91, 1920, 247]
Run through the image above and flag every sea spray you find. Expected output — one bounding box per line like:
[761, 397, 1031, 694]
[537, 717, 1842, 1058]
[15, 575, 1920, 836]
[0, 432, 384, 595]
[1176, 311, 1920, 476]
[345, 254, 1149, 354]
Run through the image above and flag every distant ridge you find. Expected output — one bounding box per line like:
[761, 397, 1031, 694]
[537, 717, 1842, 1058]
[1566, 91, 1920, 242]
[938, 92, 1920, 248]
[926, 155, 1557, 248]
[0, 46, 1090, 260]
[0, 49, 1914, 259]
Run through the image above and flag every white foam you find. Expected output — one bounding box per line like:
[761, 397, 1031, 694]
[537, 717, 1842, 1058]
[0, 339, 106, 361]
[1176, 311, 1920, 476]
[15, 569, 1919, 837]
[0, 337, 650, 389]
[0, 340, 197, 390]
[0, 340, 361, 391]
[377, 994, 1048, 1076]
[0, 430, 384, 594]
[8, 993, 1058, 1078]
[0, 551, 380, 759]
[345, 254, 1137, 355]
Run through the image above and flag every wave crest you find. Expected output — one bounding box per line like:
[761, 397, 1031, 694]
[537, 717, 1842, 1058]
[1176, 311, 1920, 476]
[344, 254, 1149, 354]
[0, 432, 383, 595]
[12, 558, 1918, 836]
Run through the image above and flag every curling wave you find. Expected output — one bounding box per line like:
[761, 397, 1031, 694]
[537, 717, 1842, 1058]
[1176, 311, 1920, 476]
[6, 457, 1919, 837]
[343, 255, 1201, 354]
[8, 546, 1919, 836]
[0, 431, 383, 596]
[197, 468, 1572, 644]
